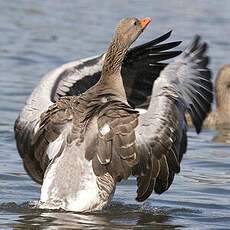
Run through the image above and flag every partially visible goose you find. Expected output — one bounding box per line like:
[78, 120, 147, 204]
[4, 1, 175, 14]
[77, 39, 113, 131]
[202, 64, 230, 127]
[15, 17, 212, 212]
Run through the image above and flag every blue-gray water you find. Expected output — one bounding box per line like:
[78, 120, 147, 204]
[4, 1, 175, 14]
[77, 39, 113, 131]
[0, 1, 230, 229]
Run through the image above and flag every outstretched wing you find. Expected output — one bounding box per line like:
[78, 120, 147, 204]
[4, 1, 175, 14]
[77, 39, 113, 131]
[121, 31, 181, 109]
[16, 97, 76, 184]
[133, 36, 213, 202]
[122, 30, 182, 107]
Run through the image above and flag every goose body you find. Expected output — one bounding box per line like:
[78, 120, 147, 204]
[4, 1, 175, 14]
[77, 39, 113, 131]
[15, 17, 213, 212]
[15, 27, 182, 185]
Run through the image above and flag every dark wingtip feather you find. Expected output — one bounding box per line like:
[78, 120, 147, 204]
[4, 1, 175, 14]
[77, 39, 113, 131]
[153, 30, 172, 43]
[146, 41, 182, 52]
[148, 51, 183, 62]
[184, 36, 213, 133]
[154, 178, 168, 194]
[126, 30, 180, 60]
[136, 178, 155, 202]
[185, 35, 200, 55]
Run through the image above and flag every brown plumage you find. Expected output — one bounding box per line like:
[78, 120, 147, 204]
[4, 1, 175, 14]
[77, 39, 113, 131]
[15, 30, 182, 186]
[34, 90, 139, 181]
[32, 17, 150, 183]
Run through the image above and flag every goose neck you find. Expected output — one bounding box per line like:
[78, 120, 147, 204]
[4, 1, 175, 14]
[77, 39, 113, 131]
[98, 35, 128, 99]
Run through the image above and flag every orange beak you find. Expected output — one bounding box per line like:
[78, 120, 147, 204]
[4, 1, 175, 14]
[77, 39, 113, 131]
[139, 17, 151, 29]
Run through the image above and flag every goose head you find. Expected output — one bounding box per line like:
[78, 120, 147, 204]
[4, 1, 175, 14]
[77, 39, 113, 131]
[215, 64, 230, 113]
[113, 17, 151, 49]
[100, 17, 151, 95]
[101, 17, 151, 76]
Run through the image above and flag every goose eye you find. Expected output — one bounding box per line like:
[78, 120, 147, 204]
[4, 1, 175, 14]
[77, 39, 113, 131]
[134, 21, 137, 26]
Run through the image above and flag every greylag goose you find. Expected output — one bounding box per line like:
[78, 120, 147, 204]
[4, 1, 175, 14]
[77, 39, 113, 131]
[15, 28, 182, 184]
[15, 17, 212, 212]
[186, 64, 230, 127]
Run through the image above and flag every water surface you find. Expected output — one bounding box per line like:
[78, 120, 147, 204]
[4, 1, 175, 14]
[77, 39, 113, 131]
[0, 0, 230, 229]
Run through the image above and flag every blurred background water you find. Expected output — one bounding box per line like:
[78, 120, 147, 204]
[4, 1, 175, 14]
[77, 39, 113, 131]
[0, 0, 230, 229]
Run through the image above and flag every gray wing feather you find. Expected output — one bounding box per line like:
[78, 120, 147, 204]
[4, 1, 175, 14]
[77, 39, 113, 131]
[134, 36, 213, 201]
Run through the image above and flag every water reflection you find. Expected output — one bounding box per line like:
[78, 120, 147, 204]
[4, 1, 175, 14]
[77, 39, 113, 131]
[211, 127, 230, 143]
[2, 202, 184, 229]
[15, 210, 180, 230]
